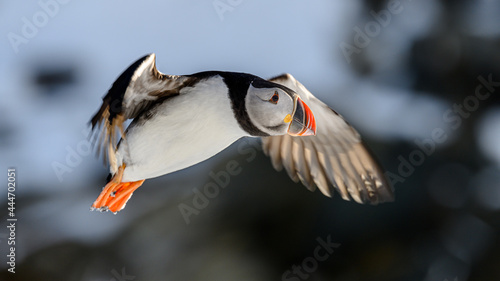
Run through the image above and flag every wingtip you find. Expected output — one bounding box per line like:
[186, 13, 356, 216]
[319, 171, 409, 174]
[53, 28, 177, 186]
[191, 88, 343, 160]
[377, 183, 395, 204]
[269, 73, 294, 83]
[145, 53, 156, 64]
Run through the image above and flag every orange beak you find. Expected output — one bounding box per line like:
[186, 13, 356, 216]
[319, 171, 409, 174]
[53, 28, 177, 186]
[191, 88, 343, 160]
[287, 97, 317, 136]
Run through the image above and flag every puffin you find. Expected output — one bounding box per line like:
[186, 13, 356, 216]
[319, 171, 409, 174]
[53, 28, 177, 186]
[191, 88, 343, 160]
[89, 54, 393, 213]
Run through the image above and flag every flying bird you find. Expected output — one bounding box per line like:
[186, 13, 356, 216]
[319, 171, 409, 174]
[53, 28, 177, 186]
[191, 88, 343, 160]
[89, 54, 393, 213]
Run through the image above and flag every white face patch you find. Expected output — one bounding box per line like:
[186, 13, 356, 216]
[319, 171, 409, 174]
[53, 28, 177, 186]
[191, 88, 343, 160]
[245, 84, 295, 136]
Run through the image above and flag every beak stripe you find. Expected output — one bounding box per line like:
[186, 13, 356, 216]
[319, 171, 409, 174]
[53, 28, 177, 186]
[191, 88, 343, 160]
[287, 97, 317, 136]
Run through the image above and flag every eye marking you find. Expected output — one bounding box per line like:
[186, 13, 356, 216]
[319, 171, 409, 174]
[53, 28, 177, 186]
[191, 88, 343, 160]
[269, 91, 279, 104]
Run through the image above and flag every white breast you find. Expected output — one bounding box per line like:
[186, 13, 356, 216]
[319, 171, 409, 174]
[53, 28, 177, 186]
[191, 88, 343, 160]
[116, 75, 248, 182]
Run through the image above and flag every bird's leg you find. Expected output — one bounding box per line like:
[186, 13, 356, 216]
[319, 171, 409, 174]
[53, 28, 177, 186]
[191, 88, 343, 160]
[91, 164, 145, 214]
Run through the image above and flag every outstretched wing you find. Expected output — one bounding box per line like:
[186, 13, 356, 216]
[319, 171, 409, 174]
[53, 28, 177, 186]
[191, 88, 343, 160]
[89, 53, 194, 172]
[262, 74, 393, 204]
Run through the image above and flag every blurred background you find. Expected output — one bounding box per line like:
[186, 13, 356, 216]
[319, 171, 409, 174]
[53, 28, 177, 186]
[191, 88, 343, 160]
[1, 0, 499, 280]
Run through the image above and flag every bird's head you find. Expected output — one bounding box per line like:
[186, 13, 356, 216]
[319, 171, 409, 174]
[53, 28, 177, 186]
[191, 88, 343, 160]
[245, 79, 316, 137]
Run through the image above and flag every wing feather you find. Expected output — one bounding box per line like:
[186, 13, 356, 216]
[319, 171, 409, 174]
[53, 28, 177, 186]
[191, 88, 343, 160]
[89, 54, 194, 173]
[292, 139, 315, 191]
[266, 136, 284, 171]
[280, 135, 300, 182]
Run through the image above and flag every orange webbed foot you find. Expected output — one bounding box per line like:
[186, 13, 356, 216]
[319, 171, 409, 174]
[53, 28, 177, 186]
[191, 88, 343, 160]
[91, 164, 145, 214]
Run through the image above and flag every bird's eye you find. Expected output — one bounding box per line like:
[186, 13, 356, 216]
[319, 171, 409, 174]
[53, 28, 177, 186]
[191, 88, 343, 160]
[269, 91, 279, 104]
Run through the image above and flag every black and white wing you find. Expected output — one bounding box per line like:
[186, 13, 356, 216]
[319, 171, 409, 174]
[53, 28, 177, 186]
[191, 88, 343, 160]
[89, 53, 194, 172]
[262, 74, 393, 204]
